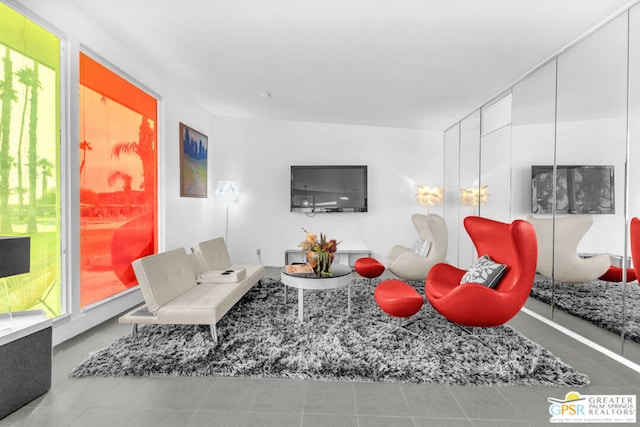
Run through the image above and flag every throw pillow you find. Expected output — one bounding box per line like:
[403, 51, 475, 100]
[460, 254, 506, 289]
[412, 240, 431, 257]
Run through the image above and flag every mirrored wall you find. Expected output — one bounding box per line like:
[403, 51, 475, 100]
[443, 6, 640, 360]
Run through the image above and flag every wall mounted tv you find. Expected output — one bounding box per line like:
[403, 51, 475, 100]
[291, 165, 368, 213]
[531, 165, 614, 214]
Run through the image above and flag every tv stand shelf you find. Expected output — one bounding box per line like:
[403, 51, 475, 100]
[284, 249, 371, 268]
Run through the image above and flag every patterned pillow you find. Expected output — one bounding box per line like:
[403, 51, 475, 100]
[412, 239, 431, 257]
[460, 254, 506, 289]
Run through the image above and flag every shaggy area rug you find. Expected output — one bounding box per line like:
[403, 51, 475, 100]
[530, 277, 640, 343]
[70, 278, 589, 386]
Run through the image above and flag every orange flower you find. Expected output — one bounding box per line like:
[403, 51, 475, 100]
[299, 228, 340, 254]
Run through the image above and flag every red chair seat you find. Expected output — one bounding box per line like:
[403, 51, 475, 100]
[354, 257, 385, 279]
[374, 280, 424, 318]
[599, 265, 637, 282]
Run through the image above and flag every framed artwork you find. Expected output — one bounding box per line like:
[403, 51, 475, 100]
[179, 122, 208, 198]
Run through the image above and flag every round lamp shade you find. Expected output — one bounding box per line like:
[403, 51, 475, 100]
[216, 180, 241, 203]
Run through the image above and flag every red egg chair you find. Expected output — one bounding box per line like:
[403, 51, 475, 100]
[425, 216, 538, 328]
[629, 217, 640, 284]
[598, 265, 636, 283]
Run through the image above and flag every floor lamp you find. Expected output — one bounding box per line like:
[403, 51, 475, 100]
[215, 180, 241, 246]
[460, 185, 489, 217]
[415, 185, 443, 215]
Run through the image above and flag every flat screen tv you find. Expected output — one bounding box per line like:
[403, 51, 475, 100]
[291, 165, 368, 213]
[531, 165, 614, 214]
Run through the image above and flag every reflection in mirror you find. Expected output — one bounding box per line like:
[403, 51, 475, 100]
[511, 60, 558, 315]
[444, 125, 461, 267]
[626, 4, 640, 356]
[552, 13, 629, 351]
[480, 93, 512, 223]
[458, 111, 481, 269]
[511, 61, 557, 221]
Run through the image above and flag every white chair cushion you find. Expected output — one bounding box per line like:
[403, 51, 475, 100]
[132, 248, 198, 314]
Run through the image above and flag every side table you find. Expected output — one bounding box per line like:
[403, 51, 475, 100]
[280, 263, 353, 322]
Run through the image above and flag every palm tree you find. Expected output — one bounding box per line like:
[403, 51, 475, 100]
[37, 158, 53, 202]
[26, 62, 41, 234]
[15, 67, 38, 218]
[107, 170, 132, 192]
[111, 116, 156, 206]
[0, 47, 17, 233]
[80, 140, 92, 176]
[107, 170, 133, 205]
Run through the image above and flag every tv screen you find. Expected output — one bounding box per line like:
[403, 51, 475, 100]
[291, 165, 368, 213]
[531, 165, 614, 214]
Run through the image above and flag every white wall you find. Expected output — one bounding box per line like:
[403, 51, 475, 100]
[208, 117, 442, 266]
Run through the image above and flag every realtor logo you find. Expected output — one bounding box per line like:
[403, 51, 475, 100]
[548, 391, 636, 423]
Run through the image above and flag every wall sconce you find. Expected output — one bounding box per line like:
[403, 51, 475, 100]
[460, 185, 489, 215]
[415, 185, 443, 214]
[215, 180, 241, 245]
[1, 236, 31, 332]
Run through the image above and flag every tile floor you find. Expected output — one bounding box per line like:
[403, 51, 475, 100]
[1, 269, 639, 427]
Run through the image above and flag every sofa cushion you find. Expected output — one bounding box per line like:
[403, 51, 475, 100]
[193, 237, 232, 271]
[132, 248, 198, 314]
[157, 264, 264, 324]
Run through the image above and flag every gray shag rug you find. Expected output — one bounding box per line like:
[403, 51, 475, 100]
[530, 277, 640, 343]
[70, 277, 589, 386]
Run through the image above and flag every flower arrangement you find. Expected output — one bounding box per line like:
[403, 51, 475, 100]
[299, 228, 339, 277]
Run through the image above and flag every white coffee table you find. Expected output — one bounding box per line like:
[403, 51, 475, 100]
[281, 263, 353, 322]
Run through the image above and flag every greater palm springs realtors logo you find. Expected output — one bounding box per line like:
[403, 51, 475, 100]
[548, 391, 636, 423]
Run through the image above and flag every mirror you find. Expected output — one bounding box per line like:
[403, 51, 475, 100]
[444, 125, 461, 267]
[480, 93, 512, 224]
[445, 8, 640, 360]
[552, 12, 631, 358]
[511, 59, 558, 317]
[458, 111, 481, 269]
[625, 5, 640, 360]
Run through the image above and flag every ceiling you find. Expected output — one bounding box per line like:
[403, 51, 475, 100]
[67, 0, 636, 131]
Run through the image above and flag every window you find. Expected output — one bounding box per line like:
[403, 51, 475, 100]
[79, 53, 158, 308]
[0, 3, 62, 318]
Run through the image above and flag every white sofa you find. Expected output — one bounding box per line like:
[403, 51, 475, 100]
[119, 238, 265, 342]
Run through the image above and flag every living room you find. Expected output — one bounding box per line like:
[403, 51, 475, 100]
[2, 0, 640, 425]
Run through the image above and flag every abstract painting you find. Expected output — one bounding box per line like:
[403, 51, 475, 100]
[180, 123, 208, 198]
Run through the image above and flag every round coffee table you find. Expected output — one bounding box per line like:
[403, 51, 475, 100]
[281, 263, 353, 322]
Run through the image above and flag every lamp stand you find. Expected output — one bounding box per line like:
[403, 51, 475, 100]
[224, 204, 229, 246]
